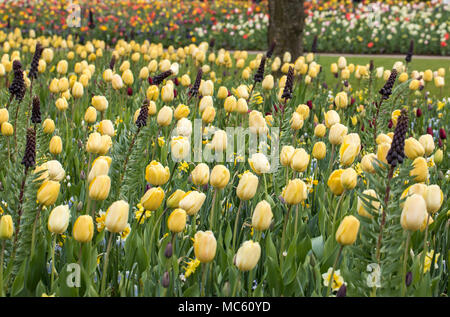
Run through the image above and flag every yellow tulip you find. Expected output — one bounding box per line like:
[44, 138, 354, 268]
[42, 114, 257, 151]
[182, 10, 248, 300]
[336, 216, 360, 245]
[167, 208, 187, 233]
[105, 200, 129, 233]
[235, 240, 261, 272]
[282, 179, 308, 205]
[47, 205, 70, 234]
[140, 187, 165, 211]
[328, 169, 344, 196]
[89, 175, 111, 201]
[194, 231, 217, 263]
[72, 215, 94, 243]
[37, 180, 60, 206]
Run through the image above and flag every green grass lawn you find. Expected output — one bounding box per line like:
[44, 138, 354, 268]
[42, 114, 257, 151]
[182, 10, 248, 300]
[315, 55, 450, 98]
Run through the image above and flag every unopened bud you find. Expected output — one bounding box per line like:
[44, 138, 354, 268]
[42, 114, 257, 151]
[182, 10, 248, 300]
[336, 284, 347, 297]
[162, 271, 170, 288]
[405, 271, 412, 287]
[77, 201, 83, 211]
[165, 242, 173, 258]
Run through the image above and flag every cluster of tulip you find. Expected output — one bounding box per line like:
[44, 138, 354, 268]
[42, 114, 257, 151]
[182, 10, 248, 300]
[0, 28, 447, 297]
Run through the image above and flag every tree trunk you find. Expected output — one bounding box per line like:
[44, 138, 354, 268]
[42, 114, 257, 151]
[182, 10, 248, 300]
[268, 0, 305, 60]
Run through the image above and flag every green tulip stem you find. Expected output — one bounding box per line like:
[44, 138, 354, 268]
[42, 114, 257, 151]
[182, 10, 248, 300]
[331, 191, 346, 235]
[401, 231, 411, 297]
[50, 234, 57, 289]
[419, 214, 431, 285]
[231, 272, 241, 297]
[30, 204, 43, 259]
[100, 232, 114, 296]
[232, 200, 243, 251]
[209, 188, 218, 230]
[326, 245, 344, 297]
[0, 240, 5, 297]
[281, 204, 293, 260]
[327, 144, 335, 173]
[201, 263, 208, 297]
[263, 173, 268, 194]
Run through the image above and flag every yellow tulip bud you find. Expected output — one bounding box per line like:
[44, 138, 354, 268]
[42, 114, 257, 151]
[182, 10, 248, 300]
[357, 189, 380, 219]
[336, 215, 360, 245]
[170, 136, 190, 160]
[0, 108, 9, 125]
[280, 145, 295, 167]
[325, 110, 340, 128]
[312, 141, 327, 160]
[157, 106, 173, 127]
[376, 133, 392, 145]
[391, 109, 402, 127]
[249, 111, 268, 135]
[72, 82, 84, 98]
[145, 161, 170, 186]
[341, 168, 357, 190]
[434, 149, 443, 164]
[55, 97, 68, 111]
[88, 157, 110, 183]
[328, 169, 345, 196]
[410, 157, 428, 183]
[401, 194, 427, 231]
[237, 172, 259, 201]
[202, 106, 216, 124]
[314, 124, 326, 138]
[361, 153, 377, 173]
[180, 74, 191, 87]
[161, 84, 174, 102]
[418, 134, 435, 157]
[290, 112, 304, 130]
[48, 205, 70, 234]
[405, 137, 425, 160]
[335, 92, 348, 109]
[210, 165, 230, 189]
[248, 153, 270, 174]
[224, 96, 237, 113]
[376, 142, 391, 165]
[174, 104, 190, 120]
[37, 180, 60, 206]
[0, 215, 14, 240]
[191, 163, 210, 186]
[329, 123, 348, 145]
[112, 74, 124, 90]
[296, 104, 310, 120]
[236, 98, 248, 114]
[84, 106, 97, 124]
[252, 200, 273, 231]
[105, 200, 129, 233]
[290, 148, 310, 172]
[1, 122, 13, 136]
[103, 69, 113, 82]
[49, 136, 62, 155]
[89, 175, 111, 201]
[146, 85, 159, 101]
[140, 187, 165, 211]
[73, 215, 94, 243]
[262, 75, 274, 90]
[167, 189, 186, 209]
[235, 240, 261, 272]
[194, 230, 217, 263]
[423, 69, 433, 82]
[91, 95, 108, 112]
[425, 185, 443, 214]
[167, 208, 187, 233]
[179, 191, 206, 216]
[282, 179, 308, 205]
[98, 119, 115, 137]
